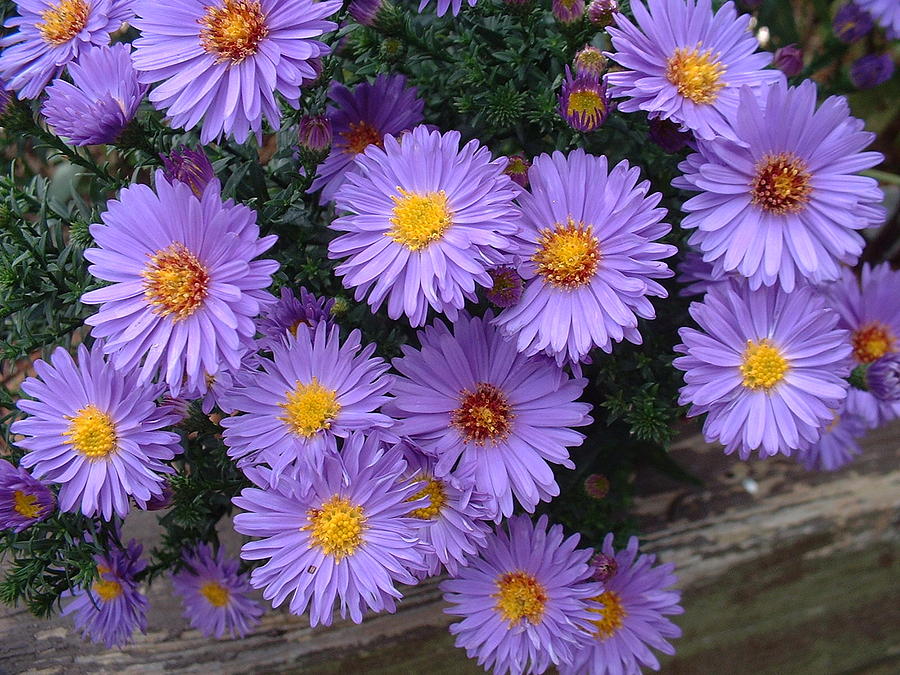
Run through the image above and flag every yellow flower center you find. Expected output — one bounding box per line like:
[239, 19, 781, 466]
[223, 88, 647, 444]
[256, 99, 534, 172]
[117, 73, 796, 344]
[407, 476, 447, 520]
[13, 490, 41, 519]
[340, 121, 384, 155]
[388, 189, 453, 251]
[93, 565, 123, 602]
[750, 153, 812, 215]
[533, 218, 600, 289]
[590, 590, 627, 640]
[851, 322, 896, 364]
[279, 377, 341, 438]
[566, 89, 607, 127]
[451, 382, 513, 445]
[200, 581, 231, 607]
[199, 0, 269, 64]
[493, 571, 547, 625]
[37, 0, 89, 46]
[665, 45, 726, 105]
[143, 242, 210, 322]
[64, 405, 118, 459]
[740, 339, 789, 390]
[306, 495, 366, 561]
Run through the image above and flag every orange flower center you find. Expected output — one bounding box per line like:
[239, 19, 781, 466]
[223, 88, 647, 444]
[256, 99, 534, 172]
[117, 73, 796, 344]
[493, 571, 547, 625]
[340, 121, 384, 155]
[589, 590, 627, 640]
[533, 218, 600, 289]
[199, 0, 269, 64]
[750, 153, 812, 215]
[143, 242, 210, 321]
[665, 45, 726, 104]
[37, 0, 89, 46]
[200, 581, 231, 607]
[306, 495, 366, 561]
[740, 339, 789, 390]
[64, 405, 118, 459]
[851, 322, 896, 364]
[451, 383, 513, 445]
[13, 490, 41, 519]
[407, 476, 447, 520]
[93, 565, 123, 602]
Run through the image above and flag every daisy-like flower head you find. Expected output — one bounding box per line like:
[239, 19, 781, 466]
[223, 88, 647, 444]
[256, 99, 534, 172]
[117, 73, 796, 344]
[383, 313, 592, 518]
[674, 281, 852, 459]
[559, 66, 610, 132]
[232, 432, 428, 626]
[61, 539, 149, 648]
[418, 0, 476, 18]
[0, 0, 134, 100]
[674, 80, 886, 291]
[41, 43, 147, 146]
[560, 534, 683, 675]
[221, 322, 393, 482]
[309, 75, 424, 204]
[329, 125, 521, 327]
[161, 145, 218, 197]
[0, 459, 56, 532]
[794, 407, 866, 472]
[850, 53, 894, 90]
[605, 0, 784, 141]
[494, 149, 676, 367]
[441, 515, 602, 675]
[833, 2, 874, 43]
[398, 440, 493, 577]
[868, 353, 900, 402]
[857, 0, 900, 39]
[12, 342, 182, 520]
[132, 0, 341, 144]
[256, 286, 334, 352]
[172, 543, 263, 639]
[822, 263, 900, 427]
[81, 170, 278, 397]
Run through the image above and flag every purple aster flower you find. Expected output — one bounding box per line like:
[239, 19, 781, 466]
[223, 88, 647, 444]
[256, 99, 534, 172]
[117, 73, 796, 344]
[383, 313, 592, 518]
[486, 265, 524, 308]
[143, 478, 173, 510]
[559, 66, 609, 132]
[648, 116, 692, 153]
[0, 0, 134, 100]
[309, 75, 424, 204]
[12, 342, 181, 520]
[673, 80, 886, 291]
[494, 150, 675, 367]
[418, 0, 476, 17]
[773, 43, 803, 77]
[794, 409, 866, 472]
[161, 146, 217, 197]
[560, 534, 683, 675]
[868, 354, 900, 402]
[256, 286, 334, 351]
[221, 322, 393, 482]
[441, 515, 602, 675]
[676, 250, 728, 297]
[574, 45, 607, 78]
[857, 0, 900, 38]
[81, 170, 278, 397]
[398, 440, 493, 577]
[232, 432, 428, 626]
[41, 43, 146, 146]
[132, 0, 340, 144]
[0, 459, 56, 531]
[329, 125, 520, 327]
[606, 0, 784, 142]
[61, 539, 149, 648]
[172, 543, 263, 639]
[503, 154, 530, 188]
[833, 2, 874, 43]
[674, 281, 852, 459]
[821, 263, 900, 427]
[553, 0, 585, 24]
[850, 53, 895, 90]
[587, 0, 618, 27]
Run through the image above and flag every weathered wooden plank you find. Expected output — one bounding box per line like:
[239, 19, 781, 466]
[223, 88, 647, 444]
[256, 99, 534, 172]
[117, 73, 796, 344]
[0, 421, 897, 674]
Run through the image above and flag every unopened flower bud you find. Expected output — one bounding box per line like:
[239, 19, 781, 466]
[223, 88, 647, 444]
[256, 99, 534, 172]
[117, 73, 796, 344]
[590, 552, 619, 583]
[161, 146, 217, 197]
[850, 53, 894, 89]
[867, 354, 900, 401]
[587, 0, 618, 27]
[574, 45, 607, 78]
[773, 44, 803, 77]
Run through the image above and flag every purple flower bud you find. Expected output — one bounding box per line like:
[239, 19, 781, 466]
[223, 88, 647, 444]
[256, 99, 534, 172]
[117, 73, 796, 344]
[850, 53, 895, 89]
[590, 552, 619, 583]
[160, 146, 217, 197]
[574, 45, 607, 78]
[349, 0, 384, 27]
[584, 473, 610, 499]
[559, 66, 610, 132]
[587, 0, 618, 27]
[503, 154, 530, 188]
[553, 0, 585, 24]
[303, 57, 324, 87]
[486, 266, 524, 308]
[298, 115, 333, 153]
[648, 117, 691, 153]
[867, 354, 900, 401]
[833, 3, 874, 43]
[774, 44, 803, 77]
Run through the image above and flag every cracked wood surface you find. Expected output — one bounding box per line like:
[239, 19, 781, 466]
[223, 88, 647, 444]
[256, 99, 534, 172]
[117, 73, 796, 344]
[0, 420, 897, 674]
